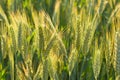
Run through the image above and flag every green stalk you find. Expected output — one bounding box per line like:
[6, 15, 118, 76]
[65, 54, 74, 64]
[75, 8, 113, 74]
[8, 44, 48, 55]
[79, 56, 86, 80]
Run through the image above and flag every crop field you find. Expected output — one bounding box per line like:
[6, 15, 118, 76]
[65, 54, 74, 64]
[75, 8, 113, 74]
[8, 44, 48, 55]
[0, 0, 120, 80]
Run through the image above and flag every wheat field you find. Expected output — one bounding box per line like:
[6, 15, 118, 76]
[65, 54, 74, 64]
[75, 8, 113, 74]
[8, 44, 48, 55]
[0, 0, 120, 80]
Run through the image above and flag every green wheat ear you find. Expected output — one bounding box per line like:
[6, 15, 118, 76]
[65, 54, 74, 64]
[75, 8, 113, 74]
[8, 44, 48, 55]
[10, 26, 16, 53]
[38, 26, 44, 53]
[93, 49, 101, 80]
[114, 31, 120, 80]
[6, 27, 14, 80]
[18, 23, 22, 52]
[105, 31, 113, 75]
[47, 53, 59, 80]
[92, 39, 102, 80]
[1, 36, 7, 59]
[76, 16, 83, 51]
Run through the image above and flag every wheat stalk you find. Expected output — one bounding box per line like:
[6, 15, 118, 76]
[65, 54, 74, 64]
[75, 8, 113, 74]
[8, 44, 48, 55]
[43, 59, 49, 80]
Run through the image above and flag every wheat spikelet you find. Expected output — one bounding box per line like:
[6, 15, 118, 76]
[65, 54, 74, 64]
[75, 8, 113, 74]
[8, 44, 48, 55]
[114, 31, 120, 80]
[52, 0, 61, 26]
[6, 29, 14, 80]
[0, 30, 4, 54]
[80, 9, 90, 44]
[0, 19, 3, 35]
[83, 28, 93, 54]
[10, 26, 16, 53]
[18, 23, 22, 51]
[111, 25, 116, 70]
[76, 14, 83, 50]
[47, 52, 59, 80]
[83, 13, 99, 54]
[92, 39, 102, 80]
[105, 31, 112, 74]
[0, 35, 7, 59]
[76, 25, 80, 50]
[39, 11, 46, 28]
[38, 27, 44, 53]
[32, 10, 40, 27]
[9, 26, 18, 80]
[93, 49, 101, 80]
[76, 9, 91, 52]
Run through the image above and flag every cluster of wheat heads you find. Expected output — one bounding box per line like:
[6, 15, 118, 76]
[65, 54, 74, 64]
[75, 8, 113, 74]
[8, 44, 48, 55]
[0, 0, 120, 80]
[0, 3, 67, 79]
